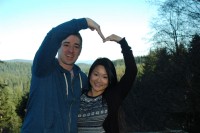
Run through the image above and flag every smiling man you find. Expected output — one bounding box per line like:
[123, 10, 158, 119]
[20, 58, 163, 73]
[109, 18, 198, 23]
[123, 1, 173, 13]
[21, 18, 105, 133]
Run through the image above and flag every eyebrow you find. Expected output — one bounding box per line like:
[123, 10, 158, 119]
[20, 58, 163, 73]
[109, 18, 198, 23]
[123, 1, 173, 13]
[62, 41, 81, 46]
[94, 71, 108, 76]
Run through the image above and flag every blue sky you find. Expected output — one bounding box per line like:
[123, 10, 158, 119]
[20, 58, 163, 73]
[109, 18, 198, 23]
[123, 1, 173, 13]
[0, 0, 158, 62]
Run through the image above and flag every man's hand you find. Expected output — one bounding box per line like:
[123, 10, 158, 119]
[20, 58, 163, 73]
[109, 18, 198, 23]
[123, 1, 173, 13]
[85, 18, 105, 42]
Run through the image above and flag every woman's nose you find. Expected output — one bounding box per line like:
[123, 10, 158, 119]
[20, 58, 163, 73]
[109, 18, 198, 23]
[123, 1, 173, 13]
[97, 76, 102, 82]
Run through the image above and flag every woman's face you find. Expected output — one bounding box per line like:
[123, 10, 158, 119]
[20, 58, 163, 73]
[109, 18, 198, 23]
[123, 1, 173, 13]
[90, 65, 109, 96]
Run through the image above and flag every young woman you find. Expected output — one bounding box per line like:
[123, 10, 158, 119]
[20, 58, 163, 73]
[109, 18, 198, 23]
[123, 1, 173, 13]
[78, 34, 138, 133]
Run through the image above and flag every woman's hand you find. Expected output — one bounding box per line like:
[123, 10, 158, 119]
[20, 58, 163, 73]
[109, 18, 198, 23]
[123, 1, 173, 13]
[104, 34, 122, 43]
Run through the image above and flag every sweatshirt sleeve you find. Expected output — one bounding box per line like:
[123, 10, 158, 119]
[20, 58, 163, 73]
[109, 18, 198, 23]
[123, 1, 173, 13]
[32, 18, 88, 76]
[117, 37, 138, 99]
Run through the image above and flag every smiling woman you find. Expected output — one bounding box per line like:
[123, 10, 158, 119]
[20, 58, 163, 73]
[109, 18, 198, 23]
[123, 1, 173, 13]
[0, 0, 157, 61]
[78, 34, 138, 133]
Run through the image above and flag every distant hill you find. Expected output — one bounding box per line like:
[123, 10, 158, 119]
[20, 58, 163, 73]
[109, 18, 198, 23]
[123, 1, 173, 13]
[3, 59, 33, 63]
[76, 60, 94, 64]
[1, 56, 145, 65]
[2, 59, 94, 64]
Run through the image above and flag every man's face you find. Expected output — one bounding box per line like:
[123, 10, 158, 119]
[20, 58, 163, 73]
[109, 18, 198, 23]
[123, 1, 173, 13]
[58, 35, 82, 70]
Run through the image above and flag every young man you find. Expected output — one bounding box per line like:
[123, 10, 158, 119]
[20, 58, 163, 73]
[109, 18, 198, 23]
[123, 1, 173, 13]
[21, 18, 105, 133]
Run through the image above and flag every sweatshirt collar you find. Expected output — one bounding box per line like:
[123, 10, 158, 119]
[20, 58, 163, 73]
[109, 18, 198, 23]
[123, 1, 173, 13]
[55, 59, 81, 75]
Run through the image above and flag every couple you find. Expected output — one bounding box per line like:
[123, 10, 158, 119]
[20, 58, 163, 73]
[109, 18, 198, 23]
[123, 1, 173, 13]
[21, 18, 138, 133]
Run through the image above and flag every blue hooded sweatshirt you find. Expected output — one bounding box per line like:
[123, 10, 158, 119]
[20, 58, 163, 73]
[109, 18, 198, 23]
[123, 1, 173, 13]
[21, 18, 88, 133]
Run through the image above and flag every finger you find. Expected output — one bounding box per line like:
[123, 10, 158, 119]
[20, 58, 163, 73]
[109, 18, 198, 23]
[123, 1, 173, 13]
[97, 29, 105, 40]
[89, 27, 95, 31]
[104, 37, 111, 42]
[95, 26, 104, 38]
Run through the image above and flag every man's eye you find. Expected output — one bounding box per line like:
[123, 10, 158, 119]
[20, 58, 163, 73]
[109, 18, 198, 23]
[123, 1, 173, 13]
[74, 45, 80, 49]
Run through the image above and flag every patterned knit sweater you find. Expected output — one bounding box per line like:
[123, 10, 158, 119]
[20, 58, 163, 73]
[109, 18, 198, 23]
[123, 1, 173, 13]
[78, 93, 108, 133]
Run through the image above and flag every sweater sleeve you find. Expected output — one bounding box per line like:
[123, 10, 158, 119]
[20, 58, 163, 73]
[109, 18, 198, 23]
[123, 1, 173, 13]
[32, 18, 88, 76]
[117, 37, 138, 100]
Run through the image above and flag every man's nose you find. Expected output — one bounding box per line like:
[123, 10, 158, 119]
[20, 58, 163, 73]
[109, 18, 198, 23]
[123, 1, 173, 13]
[68, 46, 74, 52]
